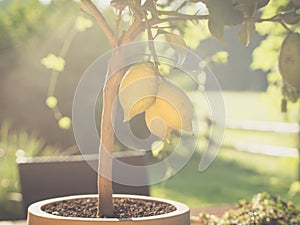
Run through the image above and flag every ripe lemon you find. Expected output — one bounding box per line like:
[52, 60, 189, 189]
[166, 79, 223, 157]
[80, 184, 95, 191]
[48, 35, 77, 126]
[155, 81, 194, 133]
[145, 104, 172, 143]
[145, 80, 194, 142]
[278, 32, 300, 90]
[119, 62, 159, 121]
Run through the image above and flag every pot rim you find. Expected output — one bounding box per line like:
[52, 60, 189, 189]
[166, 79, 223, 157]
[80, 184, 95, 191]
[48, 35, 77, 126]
[28, 194, 190, 222]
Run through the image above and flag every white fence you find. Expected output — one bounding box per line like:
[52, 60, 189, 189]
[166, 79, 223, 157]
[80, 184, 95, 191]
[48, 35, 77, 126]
[225, 119, 299, 158]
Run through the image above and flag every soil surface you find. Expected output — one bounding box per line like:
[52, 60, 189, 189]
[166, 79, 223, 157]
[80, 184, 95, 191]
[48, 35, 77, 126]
[41, 197, 177, 218]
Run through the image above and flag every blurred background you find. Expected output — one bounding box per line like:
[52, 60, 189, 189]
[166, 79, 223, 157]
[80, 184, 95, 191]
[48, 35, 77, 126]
[0, 0, 299, 221]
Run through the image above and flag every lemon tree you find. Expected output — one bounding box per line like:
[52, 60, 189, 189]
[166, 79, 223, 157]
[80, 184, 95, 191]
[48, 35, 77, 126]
[75, 0, 300, 217]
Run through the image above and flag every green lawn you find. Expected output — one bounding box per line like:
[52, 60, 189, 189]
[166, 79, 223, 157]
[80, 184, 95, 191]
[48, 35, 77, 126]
[151, 91, 300, 208]
[151, 149, 299, 207]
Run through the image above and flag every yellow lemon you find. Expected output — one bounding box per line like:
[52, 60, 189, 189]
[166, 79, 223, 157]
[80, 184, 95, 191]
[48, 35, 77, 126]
[155, 81, 194, 133]
[145, 103, 172, 143]
[119, 62, 159, 121]
[145, 80, 194, 142]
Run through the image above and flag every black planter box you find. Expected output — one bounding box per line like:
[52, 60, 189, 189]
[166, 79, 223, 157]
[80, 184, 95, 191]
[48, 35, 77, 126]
[18, 151, 149, 218]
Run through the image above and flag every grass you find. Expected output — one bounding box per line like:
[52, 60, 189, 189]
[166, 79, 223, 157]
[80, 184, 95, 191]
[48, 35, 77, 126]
[151, 91, 300, 208]
[151, 149, 299, 207]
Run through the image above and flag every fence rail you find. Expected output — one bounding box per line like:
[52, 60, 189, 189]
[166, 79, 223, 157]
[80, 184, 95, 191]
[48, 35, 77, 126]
[223, 119, 299, 158]
[226, 119, 299, 134]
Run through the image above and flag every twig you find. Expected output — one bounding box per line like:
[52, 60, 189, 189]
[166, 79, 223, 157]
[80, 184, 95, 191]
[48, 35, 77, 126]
[48, 24, 77, 98]
[115, 9, 123, 38]
[255, 14, 292, 32]
[81, 0, 117, 47]
[59, 28, 77, 58]
[255, 15, 280, 23]
[145, 16, 159, 70]
[80, 7, 94, 19]
[280, 21, 292, 32]
[157, 10, 209, 20]
[176, 1, 188, 12]
[152, 26, 175, 29]
[121, 8, 144, 44]
[130, 15, 209, 41]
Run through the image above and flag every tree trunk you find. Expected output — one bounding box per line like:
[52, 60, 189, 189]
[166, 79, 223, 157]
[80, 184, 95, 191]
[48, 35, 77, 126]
[98, 50, 124, 217]
[298, 121, 300, 181]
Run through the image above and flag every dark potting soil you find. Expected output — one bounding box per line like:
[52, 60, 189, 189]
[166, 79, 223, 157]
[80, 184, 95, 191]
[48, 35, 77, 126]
[41, 197, 177, 218]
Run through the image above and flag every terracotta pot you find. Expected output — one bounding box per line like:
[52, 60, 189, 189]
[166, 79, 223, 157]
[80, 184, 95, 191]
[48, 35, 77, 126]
[27, 194, 190, 225]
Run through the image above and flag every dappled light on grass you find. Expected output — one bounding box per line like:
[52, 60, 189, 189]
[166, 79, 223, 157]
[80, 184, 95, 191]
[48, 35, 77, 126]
[151, 148, 299, 208]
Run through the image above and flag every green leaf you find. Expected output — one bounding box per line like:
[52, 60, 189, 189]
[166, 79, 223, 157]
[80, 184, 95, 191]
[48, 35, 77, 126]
[198, 70, 207, 89]
[238, 23, 248, 46]
[259, 0, 288, 18]
[238, 22, 256, 47]
[58, 117, 71, 130]
[164, 32, 187, 65]
[183, 22, 210, 50]
[224, 9, 244, 25]
[75, 16, 93, 32]
[293, 0, 300, 8]
[207, 0, 244, 26]
[289, 181, 300, 196]
[211, 51, 229, 64]
[188, 0, 207, 3]
[41, 54, 65, 72]
[267, 71, 281, 83]
[151, 141, 165, 158]
[45, 96, 58, 109]
[239, 0, 257, 17]
[208, 17, 224, 42]
[280, 11, 300, 25]
[158, 64, 171, 76]
[206, 0, 229, 23]
[257, 0, 270, 9]
[251, 35, 282, 71]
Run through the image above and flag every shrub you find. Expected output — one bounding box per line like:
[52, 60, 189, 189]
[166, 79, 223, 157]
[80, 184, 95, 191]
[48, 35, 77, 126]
[199, 192, 300, 225]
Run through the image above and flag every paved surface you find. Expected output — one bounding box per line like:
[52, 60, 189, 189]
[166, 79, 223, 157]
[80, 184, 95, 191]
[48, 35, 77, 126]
[0, 222, 26, 225]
